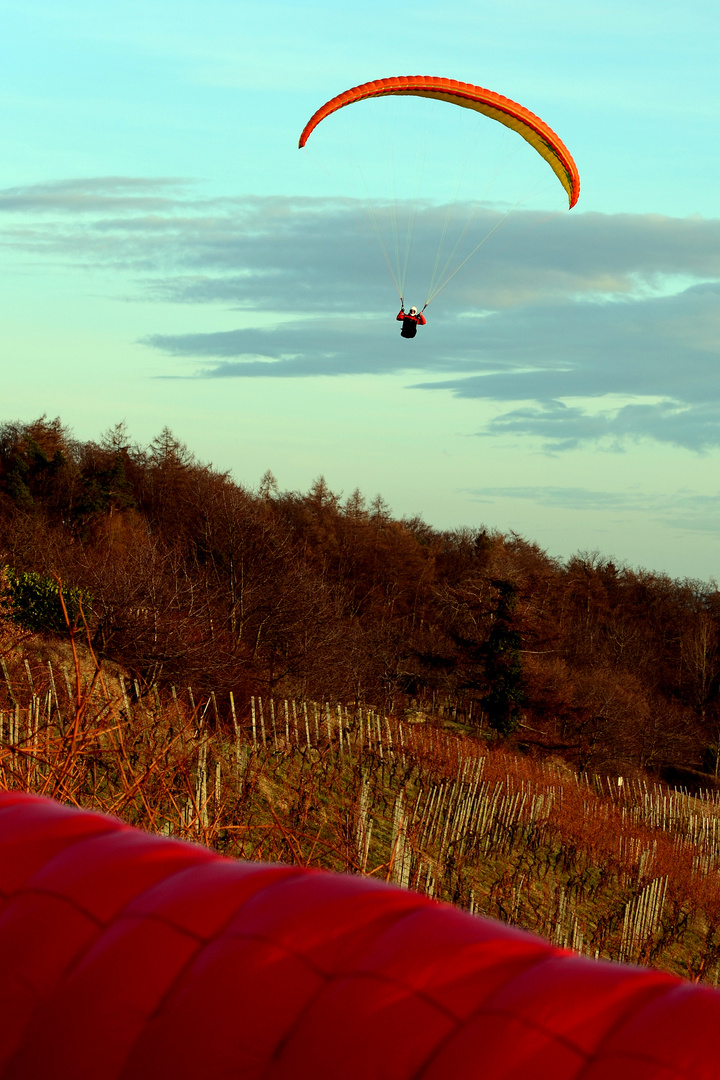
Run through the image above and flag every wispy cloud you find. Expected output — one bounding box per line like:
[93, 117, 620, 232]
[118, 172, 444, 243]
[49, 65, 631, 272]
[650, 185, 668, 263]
[0, 176, 194, 214]
[464, 484, 720, 540]
[465, 485, 649, 510]
[478, 399, 720, 453]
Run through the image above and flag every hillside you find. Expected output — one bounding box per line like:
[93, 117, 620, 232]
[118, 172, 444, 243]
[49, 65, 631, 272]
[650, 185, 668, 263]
[3, 417, 720, 980]
[2, 415, 720, 781]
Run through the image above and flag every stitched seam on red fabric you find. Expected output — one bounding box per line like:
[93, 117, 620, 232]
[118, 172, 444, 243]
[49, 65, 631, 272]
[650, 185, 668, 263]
[113, 867, 310, 1078]
[410, 1003, 590, 1080]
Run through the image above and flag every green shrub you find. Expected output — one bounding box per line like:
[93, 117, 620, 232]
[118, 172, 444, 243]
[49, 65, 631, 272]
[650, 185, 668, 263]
[1, 567, 91, 633]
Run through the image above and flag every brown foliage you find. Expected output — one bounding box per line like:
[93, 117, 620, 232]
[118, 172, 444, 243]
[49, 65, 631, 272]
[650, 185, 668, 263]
[1, 417, 719, 777]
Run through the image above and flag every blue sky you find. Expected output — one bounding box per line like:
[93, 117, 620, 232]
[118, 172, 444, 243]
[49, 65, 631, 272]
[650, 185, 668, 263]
[2, 0, 720, 581]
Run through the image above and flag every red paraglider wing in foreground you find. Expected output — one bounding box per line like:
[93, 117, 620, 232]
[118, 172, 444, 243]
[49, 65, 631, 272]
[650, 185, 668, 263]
[298, 75, 580, 208]
[0, 790, 718, 1079]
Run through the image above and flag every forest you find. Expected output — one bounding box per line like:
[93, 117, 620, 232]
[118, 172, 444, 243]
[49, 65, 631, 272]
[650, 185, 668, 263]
[1, 415, 719, 782]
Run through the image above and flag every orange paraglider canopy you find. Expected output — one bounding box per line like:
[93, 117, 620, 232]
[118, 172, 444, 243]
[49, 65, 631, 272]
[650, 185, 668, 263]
[0, 790, 718, 1079]
[299, 75, 580, 208]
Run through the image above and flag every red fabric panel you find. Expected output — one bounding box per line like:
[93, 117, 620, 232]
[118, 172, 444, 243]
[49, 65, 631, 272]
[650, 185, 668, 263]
[6, 915, 203, 1079]
[0, 794, 120, 897]
[579, 983, 720, 1080]
[0, 791, 718, 1080]
[25, 827, 218, 922]
[122, 931, 330, 1079]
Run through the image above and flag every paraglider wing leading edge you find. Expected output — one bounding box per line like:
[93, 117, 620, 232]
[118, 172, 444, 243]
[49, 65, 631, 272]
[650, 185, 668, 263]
[298, 75, 580, 208]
